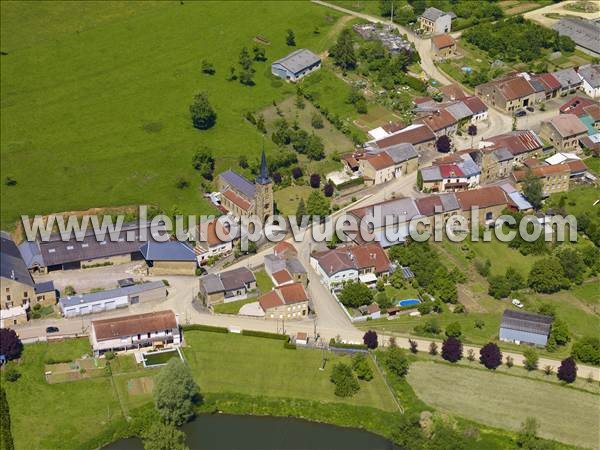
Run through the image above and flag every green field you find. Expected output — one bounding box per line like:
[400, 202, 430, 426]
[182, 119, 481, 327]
[407, 361, 600, 449]
[584, 156, 600, 175]
[274, 185, 313, 215]
[0, 1, 348, 229]
[212, 296, 259, 314]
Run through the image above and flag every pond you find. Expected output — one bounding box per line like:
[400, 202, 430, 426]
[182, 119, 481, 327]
[105, 414, 400, 450]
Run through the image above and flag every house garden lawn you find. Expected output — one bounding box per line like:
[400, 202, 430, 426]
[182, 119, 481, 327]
[406, 361, 600, 449]
[274, 185, 314, 216]
[0, 1, 348, 229]
[182, 331, 398, 412]
[254, 269, 274, 293]
[583, 156, 600, 175]
[212, 296, 260, 314]
[384, 285, 420, 303]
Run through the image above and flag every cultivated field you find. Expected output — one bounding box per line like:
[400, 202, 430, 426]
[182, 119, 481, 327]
[407, 362, 600, 449]
[0, 1, 347, 229]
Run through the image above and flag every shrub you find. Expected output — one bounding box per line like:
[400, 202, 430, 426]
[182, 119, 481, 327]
[557, 357, 577, 383]
[523, 348, 539, 371]
[175, 178, 189, 189]
[351, 354, 373, 381]
[0, 329, 22, 361]
[4, 366, 20, 382]
[104, 351, 115, 361]
[363, 330, 378, 349]
[466, 349, 476, 362]
[323, 182, 334, 197]
[309, 173, 321, 188]
[441, 337, 463, 363]
[505, 355, 514, 368]
[330, 362, 360, 397]
[417, 302, 431, 315]
[241, 330, 287, 340]
[311, 113, 324, 129]
[571, 336, 600, 365]
[543, 365, 553, 375]
[445, 321, 462, 338]
[479, 343, 502, 369]
[385, 347, 410, 378]
[4, 176, 17, 186]
[429, 342, 438, 356]
[291, 167, 303, 179]
[408, 339, 418, 354]
[189, 92, 217, 130]
[64, 285, 76, 296]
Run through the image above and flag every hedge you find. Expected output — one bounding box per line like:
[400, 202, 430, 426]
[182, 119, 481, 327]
[44, 358, 73, 365]
[335, 176, 364, 190]
[182, 324, 229, 333]
[329, 339, 367, 350]
[241, 330, 287, 340]
[0, 387, 14, 450]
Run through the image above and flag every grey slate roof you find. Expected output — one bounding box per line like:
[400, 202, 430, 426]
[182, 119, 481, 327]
[439, 192, 460, 211]
[420, 166, 441, 182]
[18, 240, 44, 269]
[528, 78, 546, 93]
[493, 148, 514, 162]
[35, 281, 55, 294]
[139, 241, 197, 262]
[59, 281, 165, 308]
[445, 102, 473, 121]
[500, 309, 553, 336]
[1, 232, 34, 287]
[272, 49, 321, 75]
[219, 170, 256, 199]
[286, 257, 307, 274]
[578, 64, 600, 88]
[200, 267, 255, 294]
[361, 197, 420, 228]
[459, 155, 481, 177]
[384, 143, 419, 163]
[552, 68, 582, 88]
[421, 7, 448, 22]
[553, 18, 600, 55]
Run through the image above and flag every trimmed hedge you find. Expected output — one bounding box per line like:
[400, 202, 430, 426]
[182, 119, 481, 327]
[0, 387, 14, 450]
[329, 339, 367, 350]
[241, 330, 287, 340]
[182, 324, 229, 333]
[44, 358, 73, 365]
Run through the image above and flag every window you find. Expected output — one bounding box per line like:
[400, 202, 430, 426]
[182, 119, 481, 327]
[23, 291, 28, 297]
[5, 288, 8, 293]
[82, 243, 89, 248]
[485, 212, 493, 221]
[48, 248, 56, 253]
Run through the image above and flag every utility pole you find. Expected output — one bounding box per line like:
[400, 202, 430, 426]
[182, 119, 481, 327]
[390, 0, 394, 25]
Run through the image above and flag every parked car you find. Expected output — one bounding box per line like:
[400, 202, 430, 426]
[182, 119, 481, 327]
[526, 106, 534, 113]
[514, 109, 527, 117]
[511, 299, 524, 308]
[46, 326, 59, 333]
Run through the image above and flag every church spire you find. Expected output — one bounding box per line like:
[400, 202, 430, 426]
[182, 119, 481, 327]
[256, 145, 270, 185]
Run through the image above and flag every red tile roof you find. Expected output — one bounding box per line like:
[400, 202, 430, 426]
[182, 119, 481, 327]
[485, 131, 542, 156]
[272, 269, 293, 286]
[513, 164, 571, 181]
[342, 153, 360, 169]
[498, 76, 536, 101]
[415, 195, 444, 216]
[566, 160, 588, 173]
[259, 290, 284, 310]
[364, 152, 395, 170]
[462, 96, 487, 115]
[455, 186, 510, 210]
[201, 219, 234, 247]
[418, 109, 457, 132]
[441, 84, 466, 101]
[279, 283, 309, 304]
[313, 243, 390, 275]
[523, 158, 543, 169]
[92, 310, 177, 341]
[583, 104, 600, 122]
[547, 114, 588, 137]
[559, 96, 596, 117]
[439, 164, 464, 178]
[382, 121, 405, 133]
[367, 303, 380, 314]
[274, 241, 297, 258]
[432, 34, 455, 49]
[535, 73, 561, 92]
[375, 125, 436, 149]
[222, 190, 251, 211]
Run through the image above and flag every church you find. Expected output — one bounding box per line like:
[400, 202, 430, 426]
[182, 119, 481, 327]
[217, 149, 273, 222]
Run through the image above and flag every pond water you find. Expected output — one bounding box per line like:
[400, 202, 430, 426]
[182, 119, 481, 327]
[105, 414, 400, 450]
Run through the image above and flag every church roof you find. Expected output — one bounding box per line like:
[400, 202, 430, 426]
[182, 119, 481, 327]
[220, 170, 256, 199]
[256, 148, 271, 185]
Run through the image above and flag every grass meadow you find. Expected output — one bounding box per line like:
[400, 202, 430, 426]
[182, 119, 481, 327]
[407, 361, 600, 449]
[0, 1, 348, 229]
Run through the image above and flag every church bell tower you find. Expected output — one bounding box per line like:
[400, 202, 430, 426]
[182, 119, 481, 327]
[255, 148, 273, 222]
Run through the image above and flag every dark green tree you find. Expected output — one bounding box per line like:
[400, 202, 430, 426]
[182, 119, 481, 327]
[191, 146, 215, 180]
[306, 190, 330, 217]
[330, 362, 360, 397]
[295, 198, 307, 226]
[385, 346, 409, 378]
[522, 169, 543, 209]
[189, 92, 217, 130]
[528, 258, 569, 293]
[142, 421, 188, 450]
[286, 29, 296, 46]
[330, 29, 356, 71]
[352, 354, 373, 381]
[339, 280, 373, 308]
[154, 358, 200, 426]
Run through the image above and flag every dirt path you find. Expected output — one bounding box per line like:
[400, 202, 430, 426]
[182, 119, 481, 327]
[319, 14, 354, 59]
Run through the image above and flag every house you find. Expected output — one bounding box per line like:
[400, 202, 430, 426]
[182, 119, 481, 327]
[418, 7, 452, 34]
[559, 96, 596, 118]
[577, 64, 600, 98]
[476, 74, 537, 113]
[417, 109, 458, 137]
[440, 84, 466, 102]
[310, 243, 391, 290]
[579, 133, 600, 154]
[530, 73, 562, 100]
[414, 193, 462, 230]
[431, 34, 456, 58]
[89, 310, 181, 356]
[540, 114, 588, 152]
[360, 143, 419, 186]
[366, 303, 381, 319]
[512, 164, 571, 197]
[419, 154, 480, 192]
[217, 149, 273, 222]
[273, 241, 298, 259]
[258, 283, 309, 320]
[367, 123, 436, 153]
[367, 121, 405, 141]
[564, 159, 589, 179]
[582, 104, 600, 132]
[552, 68, 583, 95]
[499, 309, 553, 347]
[271, 269, 294, 287]
[454, 186, 513, 225]
[18, 221, 149, 273]
[461, 96, 489, 123]
[139, 240, 197, 275]
[1, 232, 57, 318]
[194, 216, 238, 265]
[553, 18, 600, 56]
[0, 306, 28, 328]
[198, 267, 256, 306]
[264, 250, 308, 287]
[59, 281, 166, 317]
[271, 49, 321, 82]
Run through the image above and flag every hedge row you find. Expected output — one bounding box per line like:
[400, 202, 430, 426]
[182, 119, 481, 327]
[241, 330, 287, 340]
[335, 176, 364, 190]
[44, 358, 73, 365]
[182, 324, 229, 333]
[329, 339, 367, 350]
[0, 387, 14, 450]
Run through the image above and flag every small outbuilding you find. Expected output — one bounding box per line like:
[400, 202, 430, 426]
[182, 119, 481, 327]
[499, 309, 553, 347]
[271, 49, 321, 82]
[139, 241, 197, 275]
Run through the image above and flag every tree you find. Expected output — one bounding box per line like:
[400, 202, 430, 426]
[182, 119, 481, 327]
[505, 267, 525, 291]
[442, 336, 463, 363]
[385, 346, 409, 378]
[4, 176, 17, 186]
[154, 358, 200, 425]
[479, 342, 502, 369]
[306, 190, 330, 217]
[330, 28, 356, 71]
[330, 362, 360, 397]
[0, 329, 22, 361]
[189, 92, 216, 130]
[339, 281, 373, 308]
[422, 318, 440, 335]
[239, 68, 255, 86]
[238, 155, 248, 169]
[256, 114, 266, 134]
[295, 198, 306, 226]
[436, 135, 451, 153]
[306, 134, 325, 160]
[142, 421, 188, 450]
[429, 341, 438, 355]
[523, 348, 539, 371]
[311, 113, 324, 129]
[445, 321, 462, 338]
[516, 417, 541, 450]
[226, 66, 237, 81]
[286, 29, 296, 46]
[252, 45, 266, 61]
[416, 170, 423, 190]
[417, 302, 431, 315]
[363, 330, 378, 349]
[467, 124, 477, 136]
[571, 336, 600, 365]
[408, 339, 418, 354]
[488, 275, 511, 299]
[522, 169, 543, 209]
[239, 47, 253, 70]
[528, 258, 569, 293]
[557, 357, 577, 383]
[549, 318, 570, 347]
[292, 167, 303, 179]
[201, 59, 215, 75]
[554, 247, 585, 284]
[323, 182, 334, 198]
[191, 146, 215, 180]
[352, 354, 373, 381]
[309, 173, 321, 188]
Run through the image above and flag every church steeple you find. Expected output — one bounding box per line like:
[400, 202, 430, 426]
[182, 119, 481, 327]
[256, 146, 270, 185]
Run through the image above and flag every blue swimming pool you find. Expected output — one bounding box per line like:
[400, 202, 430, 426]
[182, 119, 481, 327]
[397, 299, 421, 307]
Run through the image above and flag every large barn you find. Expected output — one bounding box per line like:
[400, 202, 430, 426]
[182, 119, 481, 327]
[499, 309, 553, 347]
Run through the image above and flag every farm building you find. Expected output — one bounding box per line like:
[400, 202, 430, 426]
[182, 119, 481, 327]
[89, 310, 180, 355]
[59, 280, 167, 317]
[198, 267, 256, 306]
[139, 240, 197, 275]
[271, 49, 321, 82]
[499, 310, 553, 347]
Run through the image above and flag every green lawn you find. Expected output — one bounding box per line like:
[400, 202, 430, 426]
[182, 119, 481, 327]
[465, 236, 543, 277]
[384, 285, 420, 303]
[183, 331, 397, 411]
[254, 269, 274, 293]
[571, 281, 600, 306]
[212, 296, 259, 314]
[274, 185, 313, 215]
[407, 362, 600, 449]
[0, 1, 347, 229]
[584, 156, 600, 175]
